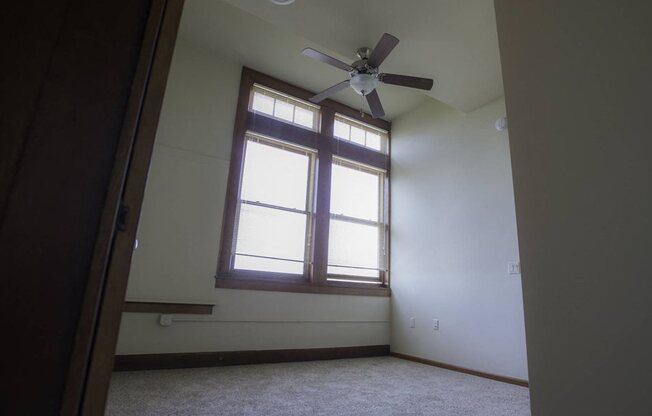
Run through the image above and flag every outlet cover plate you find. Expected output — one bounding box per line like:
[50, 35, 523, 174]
[508, 261, 521, 275]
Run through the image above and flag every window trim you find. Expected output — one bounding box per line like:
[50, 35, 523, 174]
[217, 67, 390, 297]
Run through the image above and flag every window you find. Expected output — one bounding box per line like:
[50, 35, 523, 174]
[328, 159, 387, 281]
[334, 114, 389, 153]
[234, 135, 315, 275]
[250, 84, 320, 131]
[218, 68, 390, 296]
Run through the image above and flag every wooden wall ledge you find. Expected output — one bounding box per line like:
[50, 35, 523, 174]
[123, 301, 214, 315]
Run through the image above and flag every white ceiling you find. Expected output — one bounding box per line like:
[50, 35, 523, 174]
[178, 0, 503, 120]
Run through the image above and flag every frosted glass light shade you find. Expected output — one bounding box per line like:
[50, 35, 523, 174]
[350, 74, 379, 96]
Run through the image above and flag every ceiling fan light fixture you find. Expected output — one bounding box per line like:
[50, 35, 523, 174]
[350, 73, 379, 96]
[270, 0, 296, 5]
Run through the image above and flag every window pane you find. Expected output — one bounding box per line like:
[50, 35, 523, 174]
[334, 120, 350, 140]
[235, 255, 303, 274]
[294, 106, 314, 129]
[366, 132, 382, 151]
[252, 92, 275, 115]
[350, 126, 365, 145]
[330, 162, 380, 221]
[328, 219, 379, 271]
[274, 100, 294, 122]
[241, 139, 309, 210]
[235, 203, 307, 264]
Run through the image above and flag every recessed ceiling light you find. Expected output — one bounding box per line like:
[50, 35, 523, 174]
[270, 0, 296, 5]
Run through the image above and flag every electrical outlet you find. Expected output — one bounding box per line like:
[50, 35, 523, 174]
[433, 319, 439, 330]
[409, 317, 415, 328]
[508, 261, 521, 275]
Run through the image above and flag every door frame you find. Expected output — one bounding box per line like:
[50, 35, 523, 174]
[60, 1, 185, 414]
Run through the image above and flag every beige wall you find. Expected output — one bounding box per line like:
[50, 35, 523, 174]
[390, 97, 528, 380]
[116, 40, 389, 355]
[495, 1, 652, 414]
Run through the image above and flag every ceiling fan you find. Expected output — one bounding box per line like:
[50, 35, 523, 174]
[302, 33, 434, 119]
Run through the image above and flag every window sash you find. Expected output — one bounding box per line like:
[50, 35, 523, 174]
[230, 135, 316, 276]
[327, 157, 387, 282]
[331, 157, 386, 221]
[236, 200, 315, 271]
[326, 215, 388, 280]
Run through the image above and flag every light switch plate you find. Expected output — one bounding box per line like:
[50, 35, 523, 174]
[508, 261, 521, 275]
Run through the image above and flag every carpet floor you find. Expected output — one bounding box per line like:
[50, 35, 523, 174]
[107, 356, 530, 416]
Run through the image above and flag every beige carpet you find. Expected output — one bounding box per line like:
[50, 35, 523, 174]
[107, 356, 530, 415]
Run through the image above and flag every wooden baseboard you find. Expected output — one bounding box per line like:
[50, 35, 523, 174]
[391, 352, 529, 387]
[114, 345, 390, 371]
[123, 301, 214, 315]
[114, 346, 528, 388]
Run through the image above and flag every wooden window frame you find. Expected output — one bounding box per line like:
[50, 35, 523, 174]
[216, 67, 390, 297]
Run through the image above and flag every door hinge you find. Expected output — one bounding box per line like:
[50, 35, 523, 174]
[117, 203, 129, 231]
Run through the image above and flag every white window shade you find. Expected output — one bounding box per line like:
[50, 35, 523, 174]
[240, 138, 310, 210]
[330, 162, 380, 221]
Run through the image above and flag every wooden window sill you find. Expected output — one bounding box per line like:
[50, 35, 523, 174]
[215, 276, 390, 297]
[123, 301, 214, 315]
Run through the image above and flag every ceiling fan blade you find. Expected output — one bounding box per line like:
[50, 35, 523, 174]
[365, 89, 385, 119]
[379, 73, 434, 91]
[367, 33, 399, 68]
[302, 48, 353, 72]
[309, 80, 350, 103]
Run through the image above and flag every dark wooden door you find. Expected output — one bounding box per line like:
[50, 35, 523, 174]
[0, 0, 182, 414]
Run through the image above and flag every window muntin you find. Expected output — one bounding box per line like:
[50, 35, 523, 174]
[333, 114, 389, 153]
[327, 158, 387, 281]
[250, 84, 320, 131]
[232, 134, 315, 275]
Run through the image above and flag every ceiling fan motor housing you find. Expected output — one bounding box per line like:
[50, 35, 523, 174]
[356, 47, 372, 60]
